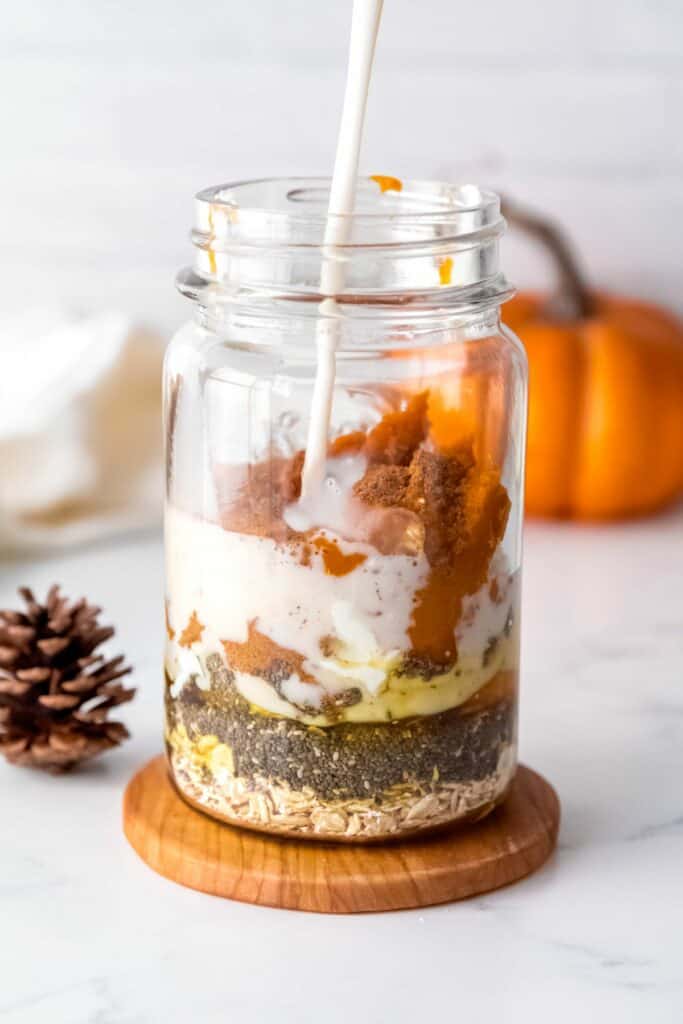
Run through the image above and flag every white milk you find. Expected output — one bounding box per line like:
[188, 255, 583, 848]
[298, 0, 385, 520]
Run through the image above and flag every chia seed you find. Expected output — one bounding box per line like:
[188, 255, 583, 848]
[165, 670, 516, 801]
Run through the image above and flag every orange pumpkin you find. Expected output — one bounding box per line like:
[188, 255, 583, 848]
[502, 200, 683, 520]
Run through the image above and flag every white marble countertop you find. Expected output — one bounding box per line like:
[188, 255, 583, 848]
[1, 509, 682, 1023]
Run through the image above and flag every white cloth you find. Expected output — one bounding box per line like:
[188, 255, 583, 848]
[0, 311, 165, 554]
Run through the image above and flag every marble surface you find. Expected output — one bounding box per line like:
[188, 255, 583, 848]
[1, 508, 682, 1023]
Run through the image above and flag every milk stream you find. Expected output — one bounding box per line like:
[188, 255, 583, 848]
[298, 0, 384, 515]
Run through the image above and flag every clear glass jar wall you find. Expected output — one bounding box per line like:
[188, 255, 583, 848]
[164, 178, 528, 841]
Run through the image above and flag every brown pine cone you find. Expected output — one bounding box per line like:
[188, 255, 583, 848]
[0, 585, 135, 773]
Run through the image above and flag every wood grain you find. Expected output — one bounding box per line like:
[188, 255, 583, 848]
[123, 756, 560, 913]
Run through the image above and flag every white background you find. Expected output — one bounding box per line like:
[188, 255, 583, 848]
[2, 0, 682, 332]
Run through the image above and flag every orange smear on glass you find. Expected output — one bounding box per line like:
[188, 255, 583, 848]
[312, 535, 367, 576]
[370, 174, 403, 193]
[165, 602, 175, 641]
[207, 206, 217, 275]
[438, 257, 453, 285]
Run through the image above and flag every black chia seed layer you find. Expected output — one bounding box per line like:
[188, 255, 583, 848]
[165, 659, 516, 801]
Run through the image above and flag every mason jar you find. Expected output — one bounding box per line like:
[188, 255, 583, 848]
[163, 177, 527, 842]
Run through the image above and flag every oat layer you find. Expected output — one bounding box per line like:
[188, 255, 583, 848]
[168, 741, 516, 842]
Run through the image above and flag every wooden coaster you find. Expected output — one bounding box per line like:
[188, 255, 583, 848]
[123, 756, 559, 914]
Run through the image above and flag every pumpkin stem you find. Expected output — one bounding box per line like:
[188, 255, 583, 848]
[500, 196, 595, 320]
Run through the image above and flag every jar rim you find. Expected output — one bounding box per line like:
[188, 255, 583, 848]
[194, 176, 504, 247]
[181, 176, 511, 313]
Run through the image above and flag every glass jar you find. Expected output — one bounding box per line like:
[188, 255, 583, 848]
[164, 177, 527, 842]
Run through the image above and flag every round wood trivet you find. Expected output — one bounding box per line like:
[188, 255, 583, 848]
[123, 756, 559, 914]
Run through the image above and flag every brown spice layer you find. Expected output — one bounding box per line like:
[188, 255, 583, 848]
[214, 389, 511, 665]
[221, 621, 317, 686]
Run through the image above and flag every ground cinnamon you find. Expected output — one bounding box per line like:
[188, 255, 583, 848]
[222, 621, 316, 684]
[179, 610, 204, 648]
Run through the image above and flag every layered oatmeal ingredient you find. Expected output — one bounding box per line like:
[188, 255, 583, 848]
[165, 387, 520, 839]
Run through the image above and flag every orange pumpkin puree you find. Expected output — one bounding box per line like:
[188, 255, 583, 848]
[312, 535, 367, 576]
[331, 392, 510, 662]
[365, 392, 429, 466]
[354, 428, 510, 661]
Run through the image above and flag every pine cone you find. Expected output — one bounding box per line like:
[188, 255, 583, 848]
[0, 586, 135, 772]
